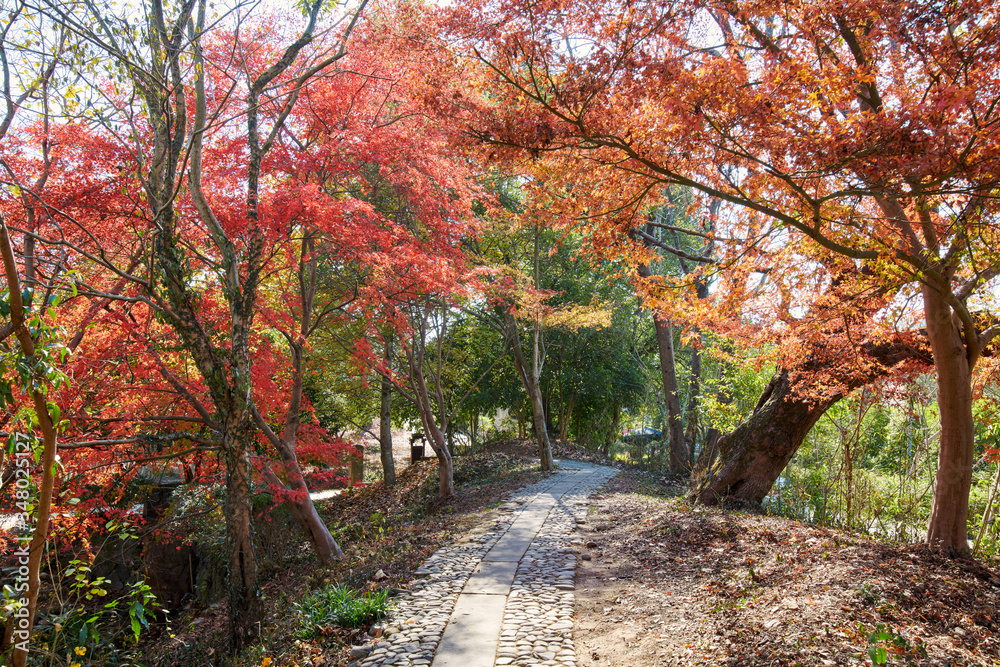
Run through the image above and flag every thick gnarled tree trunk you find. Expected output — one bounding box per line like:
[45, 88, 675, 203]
[693, 332, 933, 506]
[693, 370, 838, 504]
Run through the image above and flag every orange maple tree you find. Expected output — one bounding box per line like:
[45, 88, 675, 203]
[453, 0, 1000, 554]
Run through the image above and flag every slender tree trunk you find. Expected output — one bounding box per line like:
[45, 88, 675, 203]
[380, 337, 396, 487]
[502, 308, 553, 470]
[380, 375, 396, 486]
[922, 284, 975, 555]
[610, 403, 621, 454]
[2, 217, 58, 667]
[289, 490, 342, 563]
[223, 418, 262, 653]
[417, 395, 454, 498]
[558, 394, 575, 441]
[684, 339, 702, 466]
[405, 330, 454, 499]
[252, 427, 342, 568]
[531, 223, 554, 469]
[527, 373, 553, 469]
[637, 263, 686, 474]
[258, 442, 343, 564]
[250, 251, 343, 566]
[657, 317, 687, 474]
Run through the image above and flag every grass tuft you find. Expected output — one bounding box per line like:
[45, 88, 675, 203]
[293, 585, 392, 637]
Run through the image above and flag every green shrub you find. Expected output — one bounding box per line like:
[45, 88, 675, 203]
[293, 585, 391, 637]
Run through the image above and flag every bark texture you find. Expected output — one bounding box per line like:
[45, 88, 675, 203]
[2, 216, 59, 667]
[636, 262, 686, 474]
[693, 370, 837, 504]
[251, 230, 342, 565]
[656, 316, 687, 474]
[502, 307, 554, 470]
[223, 423, 262, 652]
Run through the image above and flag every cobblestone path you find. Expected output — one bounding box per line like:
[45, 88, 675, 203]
[355, 460, 617, 667]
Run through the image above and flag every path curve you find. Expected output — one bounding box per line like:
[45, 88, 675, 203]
[355, 460, 617, 667]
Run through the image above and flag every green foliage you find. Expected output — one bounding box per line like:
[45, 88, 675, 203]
[293, 585, 392, 636]
[766, 388, 938, 541]
[861, 623, 924, 665]
[13, 559, 161, 667]
[701, 345, 776, 434]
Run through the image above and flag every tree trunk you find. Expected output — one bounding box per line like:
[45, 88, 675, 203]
[526, 373, 553, 469]
[637, 263, 686, 475]
[223, 418, 262, 654]
[2, 217, 59, 667]
[609, 403, 621, 453]
[558, 394, 575, 441]
[349, 444, 364, 484]
[273, 463, 343, 565]
[684, 338, 702, 466]
[423, 411, 454, 499]
[502, 307, 554, 470]
[379, 367, 396, 487]
[290, 494, 342, 563]
[657, 317, 687, 474]
[252, 432, 343, 568]
[693, 332, 934, 506]
[694, 371, 839, 504]
[408, 345, 454, 499]
[922, 284, 975, 555]
[531, 340, 554, 470]
[531, 222, 554, 470]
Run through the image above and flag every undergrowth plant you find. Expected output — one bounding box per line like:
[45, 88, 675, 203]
[9, 557, 161, 667]
[293, 585, 391, 637]
[863, 622, 925, 666]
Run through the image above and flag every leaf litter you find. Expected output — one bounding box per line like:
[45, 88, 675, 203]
[574, 469, 1000, 666]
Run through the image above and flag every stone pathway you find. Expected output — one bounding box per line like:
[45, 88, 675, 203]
[355, 460, 617, 667]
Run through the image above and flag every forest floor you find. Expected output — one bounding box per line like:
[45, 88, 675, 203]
[575, 468, 1000, 667]
[138, 440, 1000, 666]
